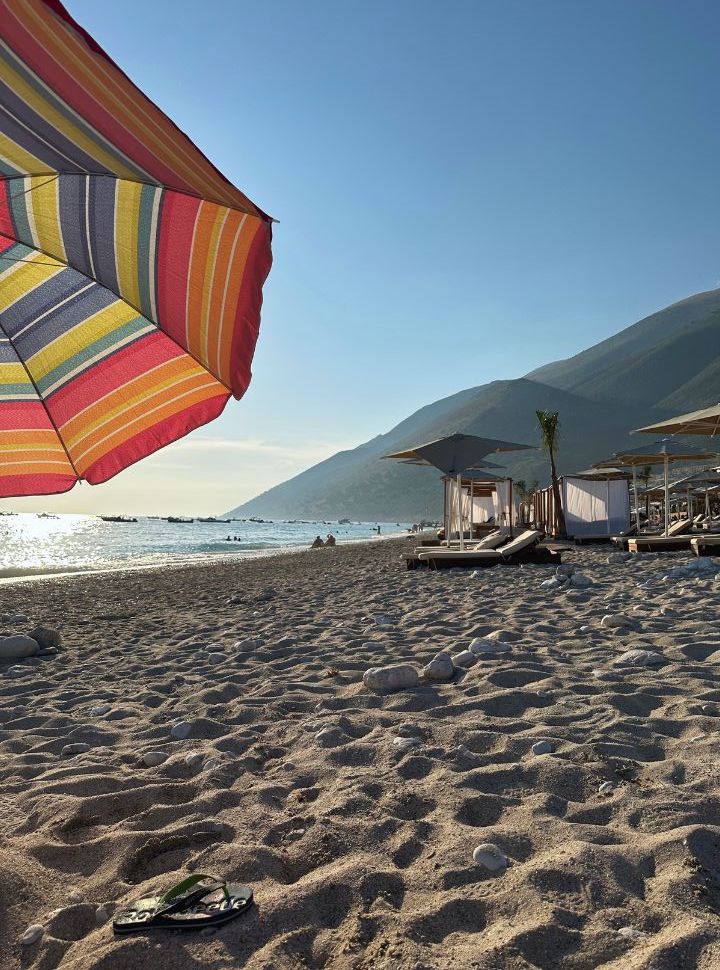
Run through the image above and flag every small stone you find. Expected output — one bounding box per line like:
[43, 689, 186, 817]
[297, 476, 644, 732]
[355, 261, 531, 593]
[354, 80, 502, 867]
[469, 637, 510, 656]
[615, 649, 664, 667]
[142, 751, 168, 767]
[617, 926, 646, 941]
[170, 721, 192, 740]
[202, 758, 219, 771]
[7, 613, 29, 625]
[20, 924, 44, 946]
[422, 652, 454, 681]
[185, 751, 203, 768]
[62, 742, 90, 756]
[569, 573, 592, 587]
[90, 704, 111, 716]
[29, 626, 62, 651]
[363, 664, 419, 692]
[472, 843, 507, 872]
[95, 907, 109, 925]
[598, 782, 614, 796]
[601, 614, 635, 629]
[0, 634, 39, 659]
[392, 736, 421, 753]
[484, 630, 511, 642]
[315, 727, 348, 747]
[660, 606, 677, 617]
[555, 564, 576, 576]
[531, 740, 553, 755]
[206, 652, 225, 664]
[451, 650, 476, 667]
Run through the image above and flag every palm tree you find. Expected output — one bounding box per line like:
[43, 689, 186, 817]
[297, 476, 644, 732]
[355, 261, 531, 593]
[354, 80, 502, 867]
[535, 410, 566, 536]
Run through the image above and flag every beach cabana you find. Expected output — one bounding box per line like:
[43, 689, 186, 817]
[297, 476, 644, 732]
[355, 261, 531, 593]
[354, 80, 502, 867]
[534, 475, 630, 541]
[382, 433, 534, 549]
[444, 470, 516, 540]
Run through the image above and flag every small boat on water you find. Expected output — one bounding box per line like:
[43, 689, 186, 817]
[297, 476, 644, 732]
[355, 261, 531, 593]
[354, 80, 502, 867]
[100, 515, 138, 523]
[165, 516, 194, 524]
[197, 517, 231, 523]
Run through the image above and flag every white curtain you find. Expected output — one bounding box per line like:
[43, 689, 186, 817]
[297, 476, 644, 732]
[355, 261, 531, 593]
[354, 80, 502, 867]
[563, 478, 630, 537]
[493, 479, 511, 527]
[447, 481, 497, 532]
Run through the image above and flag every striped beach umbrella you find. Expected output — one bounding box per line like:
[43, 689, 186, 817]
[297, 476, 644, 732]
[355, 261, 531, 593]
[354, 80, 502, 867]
[0, 0, 272, 497]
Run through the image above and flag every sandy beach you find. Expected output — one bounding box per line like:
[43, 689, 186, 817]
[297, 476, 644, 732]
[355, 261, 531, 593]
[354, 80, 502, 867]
[2, 537, 720, 969]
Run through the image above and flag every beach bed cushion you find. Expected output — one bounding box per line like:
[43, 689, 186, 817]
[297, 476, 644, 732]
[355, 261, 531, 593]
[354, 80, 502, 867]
[415, 530, 543, 564]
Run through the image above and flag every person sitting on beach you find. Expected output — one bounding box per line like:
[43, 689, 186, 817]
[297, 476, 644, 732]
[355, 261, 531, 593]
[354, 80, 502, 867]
[325, 533, 336, 547]
[310, 536, 324, 548]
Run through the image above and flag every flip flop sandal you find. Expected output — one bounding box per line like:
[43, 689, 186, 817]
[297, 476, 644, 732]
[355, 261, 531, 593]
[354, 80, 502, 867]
[113, 873, 253, 934]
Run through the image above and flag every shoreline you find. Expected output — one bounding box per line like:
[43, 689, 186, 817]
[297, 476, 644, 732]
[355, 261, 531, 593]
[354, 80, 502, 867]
[0, 530, 410, 586]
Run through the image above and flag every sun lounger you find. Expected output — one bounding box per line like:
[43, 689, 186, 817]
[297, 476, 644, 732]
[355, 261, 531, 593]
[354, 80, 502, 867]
[407, 530, 558, 570]
[690, 535, 720, 557]
[413, 529, 510, 556]
[667, 518, 692, 536]
[627, 535, 695, 553]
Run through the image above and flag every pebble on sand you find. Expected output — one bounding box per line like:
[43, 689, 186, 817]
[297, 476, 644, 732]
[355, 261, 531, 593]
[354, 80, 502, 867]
[90, 704, 112, 716]
[601, 614, 635, 629]
[0, 634, 39, 659]
[62, 743, 90, 756]
[451, 650, 476, 667]
[392, 736, 421, 752]
[472, 843, 508, 872]
[20, 924, 44, 946]
[363, 664, 419, 692]
[598, 782, 615, 796]
[615, 649, 664, 667]
[170, 721, 192, 740]
[142, 751, 169, 767]
[469, 637, 510, 656]
[29, 626, 62, 651]
[422, 651, 454, 681]
[531, 740, 553, 755]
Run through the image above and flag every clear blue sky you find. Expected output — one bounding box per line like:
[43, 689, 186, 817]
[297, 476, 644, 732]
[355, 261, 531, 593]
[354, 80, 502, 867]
[10, 0, 720, 513]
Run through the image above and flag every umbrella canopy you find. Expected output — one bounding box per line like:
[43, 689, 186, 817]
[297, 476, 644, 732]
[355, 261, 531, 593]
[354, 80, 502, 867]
[575, 466, 632, 480]
[398, 456, 505, 470]
[382, 432, 533, 476]
[634, 404, 720, 437]
[0, 0, 272, 498]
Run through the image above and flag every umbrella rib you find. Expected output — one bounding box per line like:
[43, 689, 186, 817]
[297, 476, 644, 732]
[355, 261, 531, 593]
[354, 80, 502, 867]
[0, 228, 234, 395]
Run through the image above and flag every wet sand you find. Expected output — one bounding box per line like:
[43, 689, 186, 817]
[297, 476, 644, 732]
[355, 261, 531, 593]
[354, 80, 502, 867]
[2, 537, 720, 969]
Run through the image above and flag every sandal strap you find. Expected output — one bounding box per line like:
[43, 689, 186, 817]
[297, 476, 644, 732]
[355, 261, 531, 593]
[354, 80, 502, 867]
[154, 874, 230, 917]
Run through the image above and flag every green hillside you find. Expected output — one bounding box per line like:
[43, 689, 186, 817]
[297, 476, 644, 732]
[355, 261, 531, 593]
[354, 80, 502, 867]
[227, 289, 720, 520]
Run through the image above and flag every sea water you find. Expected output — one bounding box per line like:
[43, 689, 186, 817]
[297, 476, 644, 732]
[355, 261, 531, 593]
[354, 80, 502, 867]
[0, 513, 410, 579]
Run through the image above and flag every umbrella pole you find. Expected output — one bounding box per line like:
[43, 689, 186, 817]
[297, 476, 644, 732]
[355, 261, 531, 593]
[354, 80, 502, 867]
[457, 473, 464, 550]
[632, 466, 638, 528]
[664, 456, 670, 537]
[469, 479, 474, 542]
[509, 478, 513, 537]
[687, 486, 691, 523]
[443, 478, 449, 544]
